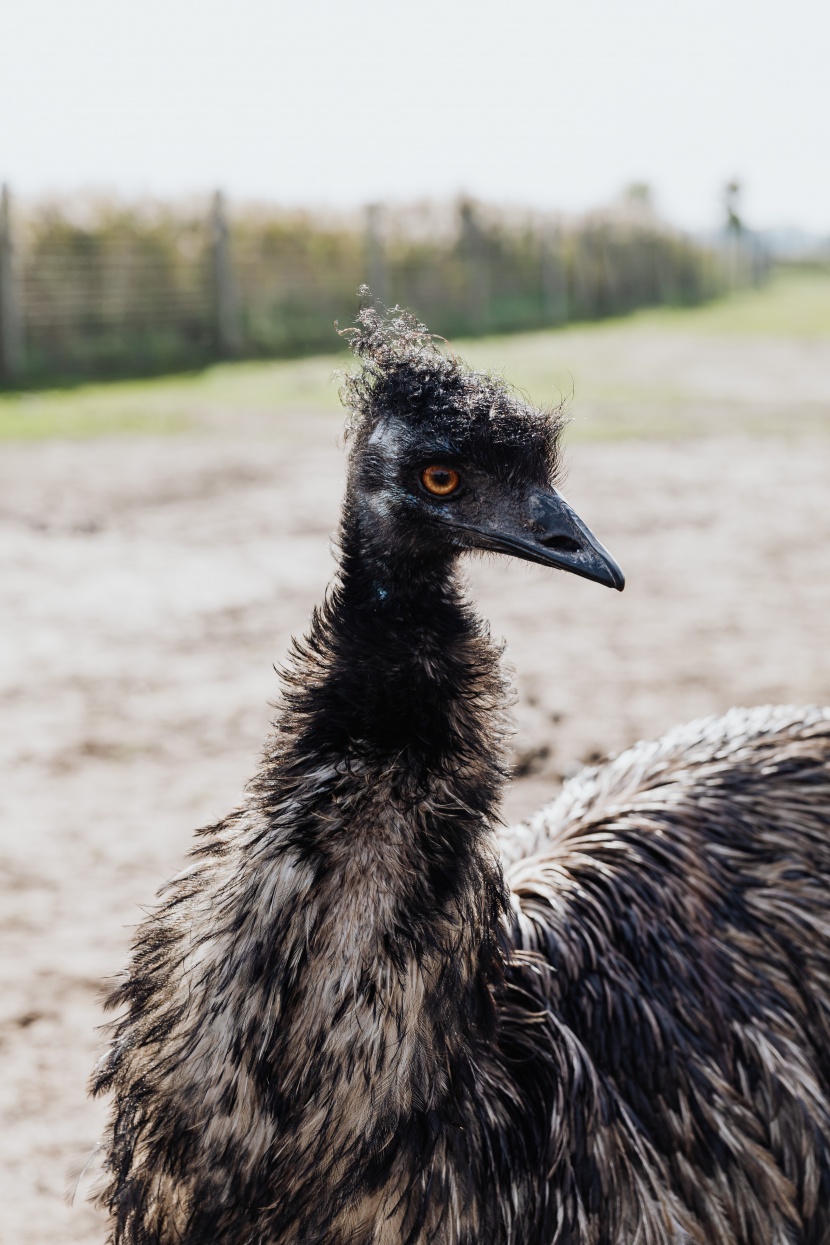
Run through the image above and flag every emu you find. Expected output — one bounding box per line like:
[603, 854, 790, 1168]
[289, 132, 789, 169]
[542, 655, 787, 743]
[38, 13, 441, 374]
[93, 305, 830, 1245]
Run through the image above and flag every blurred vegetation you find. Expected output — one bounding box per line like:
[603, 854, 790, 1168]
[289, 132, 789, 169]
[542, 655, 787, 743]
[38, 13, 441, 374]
[2, 269, 827, 443]
[2, 194, 734, 386]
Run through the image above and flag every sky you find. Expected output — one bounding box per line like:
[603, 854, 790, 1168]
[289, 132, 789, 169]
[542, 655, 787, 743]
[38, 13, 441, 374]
[2, 0, 829, 232]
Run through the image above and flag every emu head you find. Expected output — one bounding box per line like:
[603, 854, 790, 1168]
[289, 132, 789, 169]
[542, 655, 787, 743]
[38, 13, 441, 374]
[339, 303, 624, 592]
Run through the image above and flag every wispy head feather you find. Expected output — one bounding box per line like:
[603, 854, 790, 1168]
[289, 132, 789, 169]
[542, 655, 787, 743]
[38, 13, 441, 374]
[339, 294, 565, 482]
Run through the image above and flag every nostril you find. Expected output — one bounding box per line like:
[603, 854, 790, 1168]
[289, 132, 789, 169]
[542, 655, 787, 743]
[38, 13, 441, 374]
[539, 534, 581, 554]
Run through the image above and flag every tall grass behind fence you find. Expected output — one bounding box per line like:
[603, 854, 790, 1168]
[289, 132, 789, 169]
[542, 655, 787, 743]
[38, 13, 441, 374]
[0, 189, 748, 385]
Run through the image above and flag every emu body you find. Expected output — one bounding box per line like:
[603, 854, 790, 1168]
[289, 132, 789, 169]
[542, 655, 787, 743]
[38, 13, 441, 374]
[93, 309, 830, 1245]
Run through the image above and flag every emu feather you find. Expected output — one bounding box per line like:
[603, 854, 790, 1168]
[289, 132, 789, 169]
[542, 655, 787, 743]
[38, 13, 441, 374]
[92, 306, 830, 1245]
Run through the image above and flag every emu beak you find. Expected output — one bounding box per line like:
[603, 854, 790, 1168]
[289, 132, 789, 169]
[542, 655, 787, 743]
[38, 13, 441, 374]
[476, 488, 625, 591]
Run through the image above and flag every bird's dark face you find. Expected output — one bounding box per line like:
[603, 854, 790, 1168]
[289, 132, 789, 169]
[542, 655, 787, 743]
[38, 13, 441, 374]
[352, 412, 624, 591]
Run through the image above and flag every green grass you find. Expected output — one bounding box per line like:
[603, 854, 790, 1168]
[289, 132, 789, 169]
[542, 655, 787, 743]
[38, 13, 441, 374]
[2, 270, 828, 442]
[0, 355, 347, 442]
[622, 268, 830, 337]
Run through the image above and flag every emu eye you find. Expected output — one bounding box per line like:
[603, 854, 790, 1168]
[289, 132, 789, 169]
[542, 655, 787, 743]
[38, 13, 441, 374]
[421, 465, 460, 497]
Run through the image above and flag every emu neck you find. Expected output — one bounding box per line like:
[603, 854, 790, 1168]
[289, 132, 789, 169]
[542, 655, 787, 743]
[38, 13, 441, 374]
[332, 530, 491, 766]
[240, 508, 511, 1233]
[290, 508, 506, 782]
[258, 508, 509, 961]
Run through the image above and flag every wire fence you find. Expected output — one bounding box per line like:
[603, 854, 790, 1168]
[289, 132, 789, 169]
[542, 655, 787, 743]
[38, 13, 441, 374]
[0, 188, 762, 386]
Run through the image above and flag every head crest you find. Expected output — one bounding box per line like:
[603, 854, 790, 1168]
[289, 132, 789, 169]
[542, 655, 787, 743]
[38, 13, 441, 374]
[338, 293, 565, 479]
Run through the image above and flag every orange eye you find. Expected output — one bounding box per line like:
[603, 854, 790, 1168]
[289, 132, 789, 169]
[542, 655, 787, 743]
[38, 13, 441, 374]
[421, 465, 460, 496]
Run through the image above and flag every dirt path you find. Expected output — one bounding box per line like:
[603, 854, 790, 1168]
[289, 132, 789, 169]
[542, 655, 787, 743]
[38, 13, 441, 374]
[2, 419, 829, 1241]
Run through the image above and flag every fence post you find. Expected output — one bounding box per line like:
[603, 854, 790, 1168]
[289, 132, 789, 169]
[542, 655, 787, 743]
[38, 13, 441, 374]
[459, 200, 489, 334]
[0, 185, 23, 382]
[364, 204, 389, 305]
[211, 191, 239, 358]
[541, 225, 568, 325]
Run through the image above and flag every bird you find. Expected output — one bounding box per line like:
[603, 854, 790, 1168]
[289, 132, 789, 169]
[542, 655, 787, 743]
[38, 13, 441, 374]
[91, 303, 830, 1245]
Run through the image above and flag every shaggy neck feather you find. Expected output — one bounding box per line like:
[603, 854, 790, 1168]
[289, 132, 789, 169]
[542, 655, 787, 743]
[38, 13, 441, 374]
[252, 504, 511, 1037]
[218, 505, 515, 1238]
[267, 506, 508, 819]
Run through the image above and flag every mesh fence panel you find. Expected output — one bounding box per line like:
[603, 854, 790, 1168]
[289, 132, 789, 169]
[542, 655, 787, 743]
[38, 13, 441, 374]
[0, 195, 739, 384]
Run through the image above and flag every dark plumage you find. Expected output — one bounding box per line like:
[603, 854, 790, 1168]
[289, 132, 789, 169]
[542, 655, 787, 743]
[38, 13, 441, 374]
[92, 305, 830, 1245]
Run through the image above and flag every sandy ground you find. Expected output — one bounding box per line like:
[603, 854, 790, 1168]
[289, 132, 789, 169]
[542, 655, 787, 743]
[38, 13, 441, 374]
[2, 331, 830, 1242]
